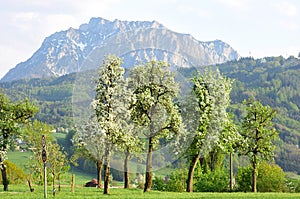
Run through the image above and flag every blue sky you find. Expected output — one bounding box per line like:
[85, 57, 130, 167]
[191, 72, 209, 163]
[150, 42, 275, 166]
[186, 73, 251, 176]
[0, 0, 299, 78]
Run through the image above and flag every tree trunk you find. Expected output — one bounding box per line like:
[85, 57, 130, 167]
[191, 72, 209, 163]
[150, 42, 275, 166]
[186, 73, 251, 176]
[71, 173, 75, 193]
[97, 160, 103, 188]
[1, 162, 9, 191]
[124, 150, 130, 188]
[144, 136, 154, 192]
[58, 174, 61, 192]
[186, 151, 201, 192]
[103, 148, 110, 194]
[52, 173, 56, 197]
[252, 155, 257, 192]
[28, 179, 34, 192]
[229, 152, 233, 191]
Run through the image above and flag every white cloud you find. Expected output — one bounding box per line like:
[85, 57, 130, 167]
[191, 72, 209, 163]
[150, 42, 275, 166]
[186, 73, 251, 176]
[274, 1, 298, 17]
[280, 20, 299, 31]
[176, 4, 214, 18]
[217, 0, 251, 9]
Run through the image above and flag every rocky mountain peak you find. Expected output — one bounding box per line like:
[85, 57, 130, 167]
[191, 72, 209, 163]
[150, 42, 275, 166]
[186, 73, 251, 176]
[1, 17, 239, 82]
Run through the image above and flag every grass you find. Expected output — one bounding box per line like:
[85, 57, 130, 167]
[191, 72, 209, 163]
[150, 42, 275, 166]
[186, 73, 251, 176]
[7, 151, 31, 170]
[0, 185, 300, 199]
[7, 151, 95, 185]
[6, 152, 300, 198]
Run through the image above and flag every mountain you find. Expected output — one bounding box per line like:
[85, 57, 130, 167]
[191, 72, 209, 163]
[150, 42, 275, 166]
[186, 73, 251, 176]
[1, 17, 239, 82]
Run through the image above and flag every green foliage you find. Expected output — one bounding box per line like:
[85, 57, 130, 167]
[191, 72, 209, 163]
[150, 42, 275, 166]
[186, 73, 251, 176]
[22, 120, 69, 185]
[240, 99, 278, 192]
[216, 57, 300, 173]
[129, 61, 182, 143]
[0, 74, 76, 128]
[0, 91, 37, 190]
[195, 168, 229, 192]
[152, 176, 166, 191]
[236, 166, 253, 192]
[165, 169, 187, 192]
[152, 169, 187, 192]
[189, 68, 232, 155]
[186, 68, 232, 192]
[237, 163, 286, 193]
[0, 91, 38, 154]
[0, 160, 27, 184]
[257, 163, 286, 192]
[129, 61, 184, 191]
[1, 56, 300, 174]
[240, 99, 278, 161]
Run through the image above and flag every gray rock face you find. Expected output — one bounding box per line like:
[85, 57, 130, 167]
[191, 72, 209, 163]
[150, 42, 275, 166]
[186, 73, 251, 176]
[1, 17, 239, 82]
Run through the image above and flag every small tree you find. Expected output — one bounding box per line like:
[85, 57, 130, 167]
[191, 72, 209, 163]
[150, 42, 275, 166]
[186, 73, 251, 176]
[218, 117, 241, 190]
[74, 118, 105, 188]
[23, 120, 53, 185]
[129, 61, 183, 192]
[121, 127, 144, 189]
[240, 99, 278, 192]
[47, 142, 69, 195]
[23, 120, 69, 191]
[0, 92, 37, 191]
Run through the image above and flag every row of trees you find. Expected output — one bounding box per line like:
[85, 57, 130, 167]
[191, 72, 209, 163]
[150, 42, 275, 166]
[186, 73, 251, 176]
[0, 55, 279, 194]
[74, 55, 279, 194]
[1, 56, 299, 174]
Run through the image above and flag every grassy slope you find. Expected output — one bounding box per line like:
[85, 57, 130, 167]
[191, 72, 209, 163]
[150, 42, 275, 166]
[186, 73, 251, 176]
[7, 151, 31, 170]
[7, 151, 94, 185]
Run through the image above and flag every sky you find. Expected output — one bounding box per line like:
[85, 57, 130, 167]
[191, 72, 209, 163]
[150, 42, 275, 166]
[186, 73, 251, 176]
[0, 0, 299, 79]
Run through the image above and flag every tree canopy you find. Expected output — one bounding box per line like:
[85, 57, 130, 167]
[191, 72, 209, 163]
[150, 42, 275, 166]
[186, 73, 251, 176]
[240, 99, 278, 192]
[129, 61, 183, 192]
[0, 91, 37, 191]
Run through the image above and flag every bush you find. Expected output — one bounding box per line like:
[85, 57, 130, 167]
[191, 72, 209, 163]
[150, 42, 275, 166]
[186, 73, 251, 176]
[152, 169, 187, 192]
[295, 181, 300, 193]
[236, 163, 286, 192]
[0, 160, 27, 184]
[194, 168, 229, 192]
[257, 163, 286, 192]
[152, 176, 166, 191]
[285, 178, 300, 193]
[165, 169, 186, 192]
[236, 166, 252, 192]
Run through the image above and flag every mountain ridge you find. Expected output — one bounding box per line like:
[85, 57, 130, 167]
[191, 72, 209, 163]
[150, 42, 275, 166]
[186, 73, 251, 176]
[1, 17, 239, 82]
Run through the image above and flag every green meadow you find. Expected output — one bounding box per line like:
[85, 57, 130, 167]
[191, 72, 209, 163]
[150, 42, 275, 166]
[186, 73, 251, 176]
[0, 185, 300, 199]
[3, 151, 300, 198]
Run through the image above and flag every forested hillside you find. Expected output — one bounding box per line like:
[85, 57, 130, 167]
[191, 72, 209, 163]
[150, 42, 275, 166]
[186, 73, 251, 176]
[217, 56, 300, 138]
[216, 56, 300, 173]
[0, 73, 76, 129]
[0, 56, 299, 173]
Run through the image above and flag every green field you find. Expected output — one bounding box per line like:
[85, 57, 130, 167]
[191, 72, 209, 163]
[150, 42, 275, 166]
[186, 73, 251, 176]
[5, 151, 300, 198]
[1, 185, 300, 199]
